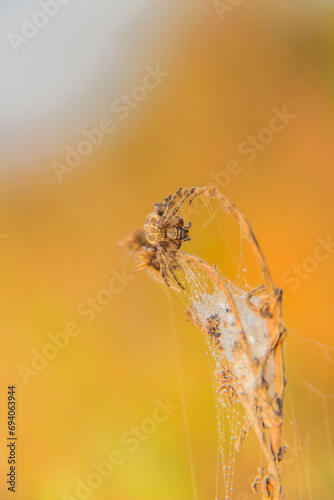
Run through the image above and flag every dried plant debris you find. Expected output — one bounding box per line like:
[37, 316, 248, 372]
[122, 186, 287, 500]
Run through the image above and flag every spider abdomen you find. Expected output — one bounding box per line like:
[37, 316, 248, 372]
[143, 212, 164, 245]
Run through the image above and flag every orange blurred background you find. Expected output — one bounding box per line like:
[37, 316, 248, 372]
[0, 1, 333, 499]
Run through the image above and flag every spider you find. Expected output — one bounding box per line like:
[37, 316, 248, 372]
[140, 188, 194, 289]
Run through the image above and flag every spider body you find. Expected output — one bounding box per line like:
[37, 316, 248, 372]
[144, 212, 191, 250]
[141, 193, 192, 287]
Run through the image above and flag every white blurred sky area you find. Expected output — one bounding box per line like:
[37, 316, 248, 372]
[0, 0, 331, 168]
[0, 0, 190, 165]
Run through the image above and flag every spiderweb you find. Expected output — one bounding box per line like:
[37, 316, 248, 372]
[164, 194, 334, 500]
[174, 261, 247, 499]
[166, 261, 247, 500]
[124, 189, 334, 500]
[154, 194, 274, 499]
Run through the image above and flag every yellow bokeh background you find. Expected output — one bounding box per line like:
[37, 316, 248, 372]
[1, 2, 333, 499]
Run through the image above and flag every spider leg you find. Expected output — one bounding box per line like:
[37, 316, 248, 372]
[162, 194, 172, 212]
[155, 250, 171, 287]
[182, 236, 191, 243]
[159, 188, 196, 228]
[168, 263, 185, 290]
[156, 247, 185, 290]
